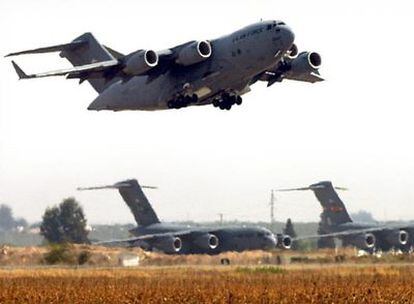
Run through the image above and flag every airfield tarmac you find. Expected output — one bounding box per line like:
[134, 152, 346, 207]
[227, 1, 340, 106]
[0, 264, 413, 303]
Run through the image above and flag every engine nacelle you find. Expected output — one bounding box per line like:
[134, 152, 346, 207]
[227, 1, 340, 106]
[123, 50, 158, 75]
[176, 40, 212, 66]
[193, 233, 219, 250]
[286, 43, 298, 59]
[384, 229, 409, 247]
[349, 233, 376, 250]
[153, 236, 182, 254]
[288, 51, 322, 75]
[276, 234, 292, 249]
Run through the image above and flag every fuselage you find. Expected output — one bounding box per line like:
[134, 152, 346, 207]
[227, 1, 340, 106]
[129, 222, 277, 254]
[88, 20, 295, 111]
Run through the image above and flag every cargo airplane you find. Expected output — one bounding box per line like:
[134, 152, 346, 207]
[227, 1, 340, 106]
[78, 179, 291, 254]
[277, 181, 413, 253]
[7, 20, 322, 111]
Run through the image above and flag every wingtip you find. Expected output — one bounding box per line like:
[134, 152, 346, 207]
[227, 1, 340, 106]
[11, 60, 29, 79]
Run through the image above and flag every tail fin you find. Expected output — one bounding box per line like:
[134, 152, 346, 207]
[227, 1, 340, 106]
[7, 32, 123, 93]
[59, 33, 120, 93]
[308, 181, 352, 226]
[78, 179, 160, 226]
[276, 181, 352, 226]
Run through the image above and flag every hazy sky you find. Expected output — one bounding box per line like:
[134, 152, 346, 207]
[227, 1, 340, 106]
[1, 0, 414, 225]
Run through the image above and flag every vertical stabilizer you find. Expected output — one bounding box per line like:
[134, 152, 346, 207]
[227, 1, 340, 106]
[309, 181, 352, 226]
[116, 179, 160, 226]
[78, 179, 160, 226]
[277, 181, 352, 227]
[59, 32, 118, 93]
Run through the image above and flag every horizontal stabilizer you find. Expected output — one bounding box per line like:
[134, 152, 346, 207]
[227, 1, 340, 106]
[9, 59, 119, 80]
[5, 40, 86, 57]
[77, 182, 157, 191]
[276, 184, 347, 192]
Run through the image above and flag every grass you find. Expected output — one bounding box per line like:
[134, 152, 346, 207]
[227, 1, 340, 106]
[0, 265, 413, 303]
[235, 265, 286, 274]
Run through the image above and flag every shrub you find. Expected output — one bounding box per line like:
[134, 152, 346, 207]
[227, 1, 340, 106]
[78, 250, 92, 265]
[43, 244, 77, 265]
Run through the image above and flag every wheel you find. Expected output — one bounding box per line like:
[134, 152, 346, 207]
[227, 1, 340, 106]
[183, 96, 192, 106]
[167, 100, 175, 108]
[219, 104, 226, 110]
[229, 95, 237, 105]
[225, 104, 232, 110]
[236, 96, 242, 105]
[176, 96, 185, 108]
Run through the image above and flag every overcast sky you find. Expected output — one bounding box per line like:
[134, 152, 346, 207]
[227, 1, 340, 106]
[1, 0, 414, 225]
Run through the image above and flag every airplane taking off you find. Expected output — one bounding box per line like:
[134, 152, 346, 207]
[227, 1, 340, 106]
[277, 181, 414, 253]
[7, 20, 322, 111]
[78, 179, 292, 254]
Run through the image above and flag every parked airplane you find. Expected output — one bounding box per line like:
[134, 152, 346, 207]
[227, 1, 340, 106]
[7, 20, 322, 111]
[78, 179, 291, 254]
[277, 181, 413, 253]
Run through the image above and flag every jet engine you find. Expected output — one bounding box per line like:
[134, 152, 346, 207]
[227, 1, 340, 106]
[193, 233, 219, 250]
[287, 51, 321, 75]
[276, 234, 292, 249]
[286, 43, 298, 59]
[384, 229, 409, 247]
[153, 236, 182, 254]
[176, 41, 212, 66]
[349, 233, 376, 249]
[123, 49, 158, 75]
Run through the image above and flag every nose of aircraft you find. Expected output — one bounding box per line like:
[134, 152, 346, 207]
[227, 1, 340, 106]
[280, 25, 295, 49]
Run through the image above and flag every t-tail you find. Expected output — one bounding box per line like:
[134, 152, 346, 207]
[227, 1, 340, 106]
[78, 179, 160, 227]
[6, 33, 123, 93]
[276, 181, 352, 226]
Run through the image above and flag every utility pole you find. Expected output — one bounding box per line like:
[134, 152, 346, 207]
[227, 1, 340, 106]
[270, 190, 275, 227]
[218, 213, 224, 225]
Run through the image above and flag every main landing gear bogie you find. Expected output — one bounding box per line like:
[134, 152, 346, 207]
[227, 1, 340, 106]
[213, 93, 242, 110]
[167, 94, 198, 109]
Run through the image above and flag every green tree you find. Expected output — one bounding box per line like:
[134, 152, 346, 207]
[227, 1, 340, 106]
[0, 204, 15, 231]
[40, 197, 89, 244]
[283, 218, 298, 250]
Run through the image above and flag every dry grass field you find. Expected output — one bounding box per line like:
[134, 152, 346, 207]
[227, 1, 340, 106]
[0, 265, 414, 303]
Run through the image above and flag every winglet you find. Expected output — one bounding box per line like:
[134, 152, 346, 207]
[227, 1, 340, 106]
[11, 61, 30, 79]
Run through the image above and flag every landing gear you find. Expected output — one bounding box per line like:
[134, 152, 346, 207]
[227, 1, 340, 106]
[213, 93, 242, 110]
[167, 94, 198, 109]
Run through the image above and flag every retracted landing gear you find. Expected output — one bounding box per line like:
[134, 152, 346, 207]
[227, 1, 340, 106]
[167, 94, 198, 109]
[212, 93, 242, 110]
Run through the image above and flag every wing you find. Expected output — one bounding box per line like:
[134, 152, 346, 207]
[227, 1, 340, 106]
[294, 224, 414, 241]
[255, 50, 324, 87]
[264, 70, 324, 85]
[93, 229, 196, 247]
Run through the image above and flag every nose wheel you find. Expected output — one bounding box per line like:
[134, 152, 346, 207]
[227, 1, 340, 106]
[213, 93, 242, 110]
[167, 94, 198, 109]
